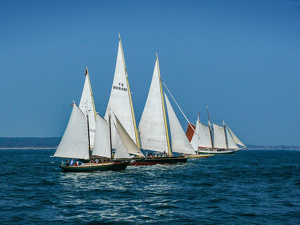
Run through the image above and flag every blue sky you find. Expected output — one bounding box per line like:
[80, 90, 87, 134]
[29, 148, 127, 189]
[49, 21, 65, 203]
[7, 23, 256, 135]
[0, 0, 299, 146]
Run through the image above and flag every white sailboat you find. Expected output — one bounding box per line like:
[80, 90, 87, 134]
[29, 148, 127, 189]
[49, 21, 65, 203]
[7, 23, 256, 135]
[188, 113, 246, 154]
[53, 103, 133, 172]
[104, 34, 143, 158]
[135, 54, 190, 165]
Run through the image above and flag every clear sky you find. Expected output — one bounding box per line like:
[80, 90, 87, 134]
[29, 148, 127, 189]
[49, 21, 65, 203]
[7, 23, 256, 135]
[1, 0, 299, 146]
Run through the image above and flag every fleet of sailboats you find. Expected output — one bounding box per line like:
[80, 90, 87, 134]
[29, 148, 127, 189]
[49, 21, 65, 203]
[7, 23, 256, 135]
[51, 34, 246, 172]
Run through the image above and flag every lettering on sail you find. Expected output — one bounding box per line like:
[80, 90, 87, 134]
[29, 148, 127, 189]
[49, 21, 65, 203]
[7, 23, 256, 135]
[113, 83, 127, 92]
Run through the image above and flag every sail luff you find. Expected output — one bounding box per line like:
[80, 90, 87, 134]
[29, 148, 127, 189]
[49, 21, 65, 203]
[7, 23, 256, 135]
[119, 34, 140, 149]
[157, 54, 172, 156]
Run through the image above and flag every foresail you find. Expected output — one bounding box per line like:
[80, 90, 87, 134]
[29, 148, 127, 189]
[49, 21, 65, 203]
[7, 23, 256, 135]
[213, 124, 227, 149]
[138, 57, 169, 153]
[114, 114, 144, 157]
[165, 93, 195, 155]
[79, 67, 96, 148]
[92, 114, 111, 158]
[225, 127, 239, 149]
[113, 118, 132, 159]
[104, 37, 138, 149]
[226, 125, 246, 147]
[54, 104, 90, 160]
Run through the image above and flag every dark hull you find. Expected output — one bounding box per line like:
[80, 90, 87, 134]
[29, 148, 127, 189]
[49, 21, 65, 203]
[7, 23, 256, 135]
[59, 161, 128, 172]
[130, 156, 187, 166]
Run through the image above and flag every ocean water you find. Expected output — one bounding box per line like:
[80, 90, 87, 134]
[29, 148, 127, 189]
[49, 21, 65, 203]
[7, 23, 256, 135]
[0, 150, 299, 225]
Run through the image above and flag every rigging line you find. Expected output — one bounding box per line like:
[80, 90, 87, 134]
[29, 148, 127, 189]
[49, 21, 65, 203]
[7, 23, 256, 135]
[162, 81, 194, 130]
[162, 81, 210, 147]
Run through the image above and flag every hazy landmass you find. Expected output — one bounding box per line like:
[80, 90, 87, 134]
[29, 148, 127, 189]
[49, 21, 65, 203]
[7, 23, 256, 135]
[0, 137, 60, 149]
[0, 138, 299, 150]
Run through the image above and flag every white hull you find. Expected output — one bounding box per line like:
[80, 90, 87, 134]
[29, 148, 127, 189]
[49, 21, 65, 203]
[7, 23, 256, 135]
[198, 148, 235, 154]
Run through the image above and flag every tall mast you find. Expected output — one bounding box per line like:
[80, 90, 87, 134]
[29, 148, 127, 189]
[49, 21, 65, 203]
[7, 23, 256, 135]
[109, 112, 113, 159]
[157, 53, 172, 156]
[86, 113, 91, 161]
[118, 34, 140, 149]
[206, 104, 214, 149]
[85, 67, 97, 122]
[223, 121, 229, 150]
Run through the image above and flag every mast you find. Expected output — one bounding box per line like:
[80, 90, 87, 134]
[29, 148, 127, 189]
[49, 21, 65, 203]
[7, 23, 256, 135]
[223, 121, 229, 150]
[109, 112, 113, 159]
[118, 34, 141, 149]
[157, 53, 172, 156]
[87, 113, 91, 161]
[206, 104, 214, 149]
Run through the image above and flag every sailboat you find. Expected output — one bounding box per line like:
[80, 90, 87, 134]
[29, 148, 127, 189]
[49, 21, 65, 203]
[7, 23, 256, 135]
[52, 68, 132, 172]
[187, 108, 246, 154]
[53, 103, 132, 172]
[104, 34, 144, 159]
[133, 54, 193, 165]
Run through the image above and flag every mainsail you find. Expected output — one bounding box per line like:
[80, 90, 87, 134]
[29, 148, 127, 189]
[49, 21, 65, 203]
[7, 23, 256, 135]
[104, 35, 140, 149]
[54, 103, 90, 160]
[138, 55, 171, 154]
[213, 124, 227, 149]
[164, 93, 195, 155]
[79, 67, 97, 148]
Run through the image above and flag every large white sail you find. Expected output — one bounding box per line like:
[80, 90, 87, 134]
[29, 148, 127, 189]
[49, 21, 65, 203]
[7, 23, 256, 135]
[164, 93, 195, 155]
[213, 124, 227, 149]
[226, 124, 246, 147]
[79, 67, 96, 148]
[104, 36, 139, 149]
[114, 114, 144, 157]
[138, 56, 169, 153]
[92, 114, 111, 158]
[54, 104, 90, 160]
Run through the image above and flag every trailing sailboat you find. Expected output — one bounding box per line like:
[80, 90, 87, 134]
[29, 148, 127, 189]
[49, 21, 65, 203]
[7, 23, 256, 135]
[187, 108, 246, 154]
[134, 54, 193, 165]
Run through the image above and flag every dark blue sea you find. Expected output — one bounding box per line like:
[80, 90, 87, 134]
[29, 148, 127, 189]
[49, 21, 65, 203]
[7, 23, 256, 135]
[0, 150, 299, 224]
